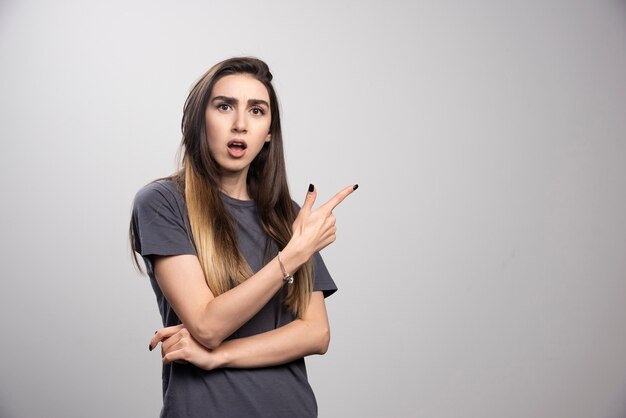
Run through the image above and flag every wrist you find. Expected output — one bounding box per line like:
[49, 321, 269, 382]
[279, 244, 306, 276]
[213, 343, 231, 369]
[205, 345, 228, 370]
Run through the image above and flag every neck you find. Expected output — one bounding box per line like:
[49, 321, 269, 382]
[219, 168, 250, 200]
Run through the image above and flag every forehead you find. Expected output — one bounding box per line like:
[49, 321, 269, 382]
[210, 74, 270, 102]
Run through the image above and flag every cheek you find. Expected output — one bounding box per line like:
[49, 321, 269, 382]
[205, 118, 223, 148]
[260, 120, 272, 139]
[204, 128, 215, 148]
[205, 133, 223, 160]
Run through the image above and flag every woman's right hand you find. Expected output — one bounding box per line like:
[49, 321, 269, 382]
[283, 184, 357, 270]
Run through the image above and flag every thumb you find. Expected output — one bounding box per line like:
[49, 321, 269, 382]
[299, 183, 317, 215]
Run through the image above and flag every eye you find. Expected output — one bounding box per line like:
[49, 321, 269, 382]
[250, 107, 265, 116]
[216, 103, 232, 111]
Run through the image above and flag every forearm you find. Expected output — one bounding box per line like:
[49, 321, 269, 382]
[195, 245, 305, 349]
[213, 318, 330, 369]
[211, 291, 331, 369]
[157, 292, 331, 371]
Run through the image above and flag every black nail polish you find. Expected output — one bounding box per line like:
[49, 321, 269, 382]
[308, 184, 314, 192]
[149, 344, 153, 351]
[353, 184, 359, 191]
[154, 331, 157, 334]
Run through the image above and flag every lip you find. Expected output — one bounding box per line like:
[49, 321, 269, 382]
[227, 139, 248, 158]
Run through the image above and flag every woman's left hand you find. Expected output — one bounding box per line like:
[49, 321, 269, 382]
[150, 324, 223, 370]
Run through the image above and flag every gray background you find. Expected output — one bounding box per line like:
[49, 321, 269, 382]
[1, 0, 625, 417]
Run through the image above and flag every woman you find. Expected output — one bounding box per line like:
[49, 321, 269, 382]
[129, 57, 356, 417]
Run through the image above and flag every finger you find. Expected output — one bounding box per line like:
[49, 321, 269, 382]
[299, 183, 317, 215]
[162, 333, 190, 357]
[320, 184, 358, 212]
[150, 324, 185, 351]
[161, 328, 188, 353]
[163, 347, 189, 365]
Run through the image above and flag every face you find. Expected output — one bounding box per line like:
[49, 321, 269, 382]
[205, 73, 272, 176]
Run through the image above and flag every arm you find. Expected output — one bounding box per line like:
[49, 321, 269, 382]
[155, 291, 330, 370]
[151, 185, 354, 350]
[219, 291, 330, 368]
[153, 249, 302, 350]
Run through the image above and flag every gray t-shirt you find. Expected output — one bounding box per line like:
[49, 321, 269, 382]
[131, 179, 337, 418]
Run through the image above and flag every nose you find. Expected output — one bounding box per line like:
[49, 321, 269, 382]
[231, 108, 247, 133]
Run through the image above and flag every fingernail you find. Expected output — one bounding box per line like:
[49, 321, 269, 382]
[353, 184, 359, 191]
[308, 184, 314, 192]
[149, 343, 153, 351]
[154, 331, 157, 334]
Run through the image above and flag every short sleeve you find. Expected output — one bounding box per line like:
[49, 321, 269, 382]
[312, 251, 337, 298]
[131, 180, 196, 257]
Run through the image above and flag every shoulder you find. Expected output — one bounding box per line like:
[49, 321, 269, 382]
[131, 178, 196, 257]
[134, 178, 183, 210]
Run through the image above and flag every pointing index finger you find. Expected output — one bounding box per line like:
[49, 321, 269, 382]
[320, 184, 358, 212]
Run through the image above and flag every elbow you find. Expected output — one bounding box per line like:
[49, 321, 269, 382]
[202, 337, 222, 351]
[192, 324, 224, 350]
[315, 325, 331, 355]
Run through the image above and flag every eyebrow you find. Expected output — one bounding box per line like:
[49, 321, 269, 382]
[211, 96, 270, 108]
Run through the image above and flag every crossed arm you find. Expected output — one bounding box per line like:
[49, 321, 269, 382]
[147, 185, 355, 370]
[151, 286, 330, 370]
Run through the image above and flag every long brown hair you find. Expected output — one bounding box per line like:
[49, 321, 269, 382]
[130, 57, 313, 318]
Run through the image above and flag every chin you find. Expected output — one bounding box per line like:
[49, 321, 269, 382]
[219, 162, 250, 174]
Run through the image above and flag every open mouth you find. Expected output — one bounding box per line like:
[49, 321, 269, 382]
[227, 140, 248, 151]
[227, 139, 248, 158]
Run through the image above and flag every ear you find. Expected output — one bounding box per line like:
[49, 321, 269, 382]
[265, 133, 271, 143]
